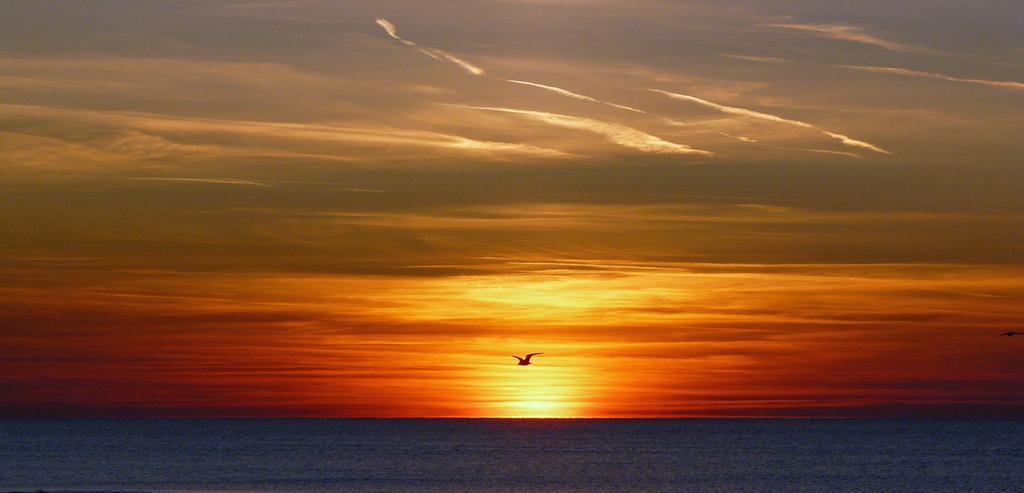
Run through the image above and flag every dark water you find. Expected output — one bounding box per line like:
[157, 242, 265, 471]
[2, 419, 1023, 492]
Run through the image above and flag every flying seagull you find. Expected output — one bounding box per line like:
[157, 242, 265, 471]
[512, 353, 543, 366]
[999, 331, 1023, 337]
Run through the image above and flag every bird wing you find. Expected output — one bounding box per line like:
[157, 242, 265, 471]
[524, 352, 544, 361]
[512, 355, 525, 362]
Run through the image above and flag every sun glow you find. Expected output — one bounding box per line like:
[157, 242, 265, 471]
[391, 272, 702, 327]
[502, 399, 568, 418]
[469, 355, 595, 418]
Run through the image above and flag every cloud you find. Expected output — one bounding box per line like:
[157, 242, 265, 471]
[720, 54, 790, 64]
[375, 18, 485, 76]
[126, 177, 388, 192]
[769, 146, 862, 159]
[650, 89, 813, 128]
[263, 180, 384, 192]
[821, 132, 890, 155]
[374, 18, 411, 46]
[841, 65, 1024, 92]
[127, 177, 271, 187]
[452, 105, 712, 155]
[0, 103, 569, 167]
[717, 132, 758, 143]
[429, 50, 486, 76]
[650, 90, 889, 154]
[505, 79, 647, 113]
[762, 23, 936, 54]
[715, 130, 863, 158]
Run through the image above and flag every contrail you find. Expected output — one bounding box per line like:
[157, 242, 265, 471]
[375, 18, 484, 75]
[253, 179, 385, 192]
[840, 65, 1024, 91]
[506, 79, 647, 113]
[769, 146, 862, 158]
[822, 131, 890, 154]
[430, 49, 485, 76]
[761, 23, 937, 55]
[651, 89, 889, 154]
[127, 177, 271, 187]
[650, 89, 813, 128]
[717, 132, 758, 143]
[720, 54, 790, 64]
[718, 131, 861, 158]
[452, 105, 711, 156]
[375, 18, 442, 60]
[375, 18, 410, 45]
[719, 131, 862, 158]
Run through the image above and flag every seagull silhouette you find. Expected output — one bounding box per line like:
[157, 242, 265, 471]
[512, 353, 543, 366]
[999, 331, 1023, 337]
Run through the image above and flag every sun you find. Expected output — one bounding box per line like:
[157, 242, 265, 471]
[501, 398, 573, 419]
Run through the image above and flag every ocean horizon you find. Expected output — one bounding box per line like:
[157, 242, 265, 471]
[3, 418, 1023, 492]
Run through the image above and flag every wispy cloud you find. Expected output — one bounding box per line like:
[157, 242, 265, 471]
[1, 103, 567, 164]
[650, 89, 812, 128]
[263, 180, 384, 192]
[769, 146, 862, 159]
[374, 18, 414, 46]
[432, 51, 486, 76]
[762, 23, 936, 54]
[650, 89, 889, 154]
[374, 17, 445, 63]
[715, 130, 863, 158]
[127, 177, 272, 187]
[375, 18, 485, 76]
[841, 65, 1024, 91]
[453, 105, 712, 155]
[505, 79, 647, 113]
[127, 177, 387, 192]
[720, 54, 790, 64]
[717, 132, 758, 143]
[821, 132, 889, 155]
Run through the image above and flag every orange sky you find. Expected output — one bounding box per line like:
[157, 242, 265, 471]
[5, 262, 1023, 417]
[1, 0, 1023, 417]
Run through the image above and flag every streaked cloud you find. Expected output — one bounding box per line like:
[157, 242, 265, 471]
[374, 18, 412, 46]
[1, 103, 567, 165]
[126, 177, 385, 192]
[505, 79, 647, 113]
[717, 132, 758, 143]
[432, 51, 487, 76]
[650, 90, 889, 154]
[841, 65, 1024, 91]
[127, 177, 271, 187]
[720, 54, 790, 64]
[375, 18, 485, 76]
[374, 17, 446, 63]
[762, 23, 936, 54]
[454, 105, 712, 155]
[821, 132, 890, 155]
[769, 146, 862, 159]
[650, 89, 813, 128]
[715, 131, 861, 158]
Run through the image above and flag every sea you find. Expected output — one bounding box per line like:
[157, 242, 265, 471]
[2, 419, 1022, 492]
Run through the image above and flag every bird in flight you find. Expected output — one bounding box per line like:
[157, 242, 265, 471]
[512, 353, 543, 366]
[999, 331, 1023, 337]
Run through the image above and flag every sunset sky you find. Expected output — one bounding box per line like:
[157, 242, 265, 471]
[2, 0, 1023, 418]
